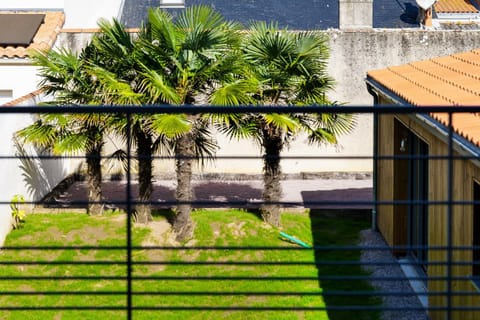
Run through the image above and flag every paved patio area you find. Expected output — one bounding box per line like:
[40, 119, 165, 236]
[50, 178, 373, 211]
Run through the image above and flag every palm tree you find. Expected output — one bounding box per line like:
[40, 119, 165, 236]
[17, 47, 109, 215]
[89, 19, 160, 224]
[134, 6, 243, 240]
[216, 22, 356, 227]
[90, 7, 241, 237]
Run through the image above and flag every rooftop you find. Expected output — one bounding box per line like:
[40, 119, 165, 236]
[121, 0, 420, 29]
[434, 0, 479, 14]
[366, 49, 480, 147]
[0, 11, 65, 59]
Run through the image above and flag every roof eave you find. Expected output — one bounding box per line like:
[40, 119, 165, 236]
[365, 76, 412, 106]
[366, 76, 480, 161]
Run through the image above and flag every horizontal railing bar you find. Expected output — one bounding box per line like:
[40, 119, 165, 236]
[3, 104, 480, 114]
[4, 200, 480, 207]
[4, 201, 480, 209]
[0, 260, 475, 266]
[4, 245, 480, 250]
[0, 305, 460, 311]
[1, 290, 480, 296]
[0, 154, 477, 161]
[0, 275, 473, 281]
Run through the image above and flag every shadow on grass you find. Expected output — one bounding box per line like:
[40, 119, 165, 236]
[151, 208, 176, 224]
[309, 209, 381, 320]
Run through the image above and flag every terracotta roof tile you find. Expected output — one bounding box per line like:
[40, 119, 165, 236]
[0, 11, 65, 58]
[367, 48, 480, 147]
[434, 0, 479, 13]
[431, 113, 480, 147]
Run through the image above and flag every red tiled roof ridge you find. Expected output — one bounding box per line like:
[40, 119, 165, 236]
[2, 89, 43, 106]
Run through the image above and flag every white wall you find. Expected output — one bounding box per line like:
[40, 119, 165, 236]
[199, 116, 373, 175]
[0, 95, 81, 246]
[63, 0, 124, 29]
[0, 0, 124, 29]
[0, 0, 64, 10]
[0, 64, 40, 105]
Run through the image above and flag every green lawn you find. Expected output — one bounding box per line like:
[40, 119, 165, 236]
[0, 209, 380, 320]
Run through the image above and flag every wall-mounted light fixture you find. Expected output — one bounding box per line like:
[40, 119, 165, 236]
[400, 137, 407, 152]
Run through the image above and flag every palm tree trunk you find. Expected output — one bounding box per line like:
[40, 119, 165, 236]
[261, 132, 283, 227]
[173, 132, 195, 241]
[136, 131, 153, 224]
[86, 147, 103, 215]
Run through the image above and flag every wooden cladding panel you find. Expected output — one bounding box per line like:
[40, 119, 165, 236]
[376, 113, 395, 246]
[378, 113, 480, 320]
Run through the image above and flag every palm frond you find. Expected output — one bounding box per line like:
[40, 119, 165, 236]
[264, 113, 300, 133]
[305, 113, 357, 145]
[209, 79, 258, 106]
[190, 120, 218, 166]
[94, 18, 135, 62]
[151, 114, 191, 138]
[214, 116, 259, 141]
[16, 120, 58, 149]
[138, 67, 181, 104]
[53, 133, 89, 154]
[146, 8, 178, 54]
[104, 149, 129, 174]
[88, 66, 143, 105]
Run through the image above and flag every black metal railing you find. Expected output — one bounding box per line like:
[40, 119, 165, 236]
[0, 105, 479, 320]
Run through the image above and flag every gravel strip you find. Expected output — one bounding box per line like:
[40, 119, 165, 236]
[360, 229, 429, 320]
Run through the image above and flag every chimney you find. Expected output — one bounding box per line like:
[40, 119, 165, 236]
[339, 0, 373, 29]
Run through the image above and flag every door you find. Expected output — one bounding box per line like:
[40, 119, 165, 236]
[408, 132, 429, 273]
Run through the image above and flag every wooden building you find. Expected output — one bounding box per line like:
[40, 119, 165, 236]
[366, 49, 480, 320]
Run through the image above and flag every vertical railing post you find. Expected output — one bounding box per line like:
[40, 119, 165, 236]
[446, 111, 454, 320]
[372, 110, 378, 231]
[126, 112, 133, 320]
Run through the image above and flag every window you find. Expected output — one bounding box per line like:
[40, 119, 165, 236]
[159, 0, 185, 8]
[0, 90, 13, 98]
[0, 14, 45, 46]
[0, 89, 13, 105]
[408, 133, 429, 274]
[394, 119, 429, 276]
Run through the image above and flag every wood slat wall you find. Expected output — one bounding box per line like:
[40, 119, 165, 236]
[376, 109, 480, 320]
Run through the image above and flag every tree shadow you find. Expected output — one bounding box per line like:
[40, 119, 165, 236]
[42, 181, 176, 210]
[193, 182, 263, 208]
[42, 180, 264, 214]
[301, 188, 373, 209]
[14, 139, 69, 202]
[151, 208, 176, 224]
[309, 209, 380, 320]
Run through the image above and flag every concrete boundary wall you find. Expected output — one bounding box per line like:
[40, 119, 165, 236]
[53, 29, 480, 175]
[58, 29, 480, 106]
[326, 29, 480, 105]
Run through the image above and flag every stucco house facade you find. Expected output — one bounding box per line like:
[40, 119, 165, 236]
[366, 49, 480, 320]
